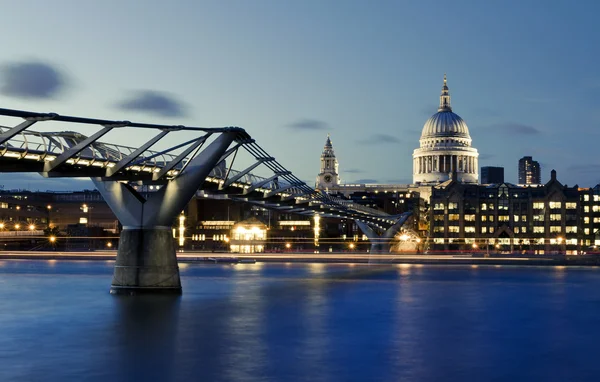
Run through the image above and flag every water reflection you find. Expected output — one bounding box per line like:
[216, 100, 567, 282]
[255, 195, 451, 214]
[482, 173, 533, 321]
[111, 295, 181, 382]
[2, 262, 600, 381]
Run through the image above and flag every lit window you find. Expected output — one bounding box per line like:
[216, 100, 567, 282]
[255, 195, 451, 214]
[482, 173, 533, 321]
[481, 227, 487, 233]
[549, 201, 562, 209]
[522, 227, 527, 233]
[448, 202, 458, 210]
[533, 202, 544, 209]
[448, 214, 459, 221]
[566, 202, 577, 209]
[448, 226, 459, 233]
[521, 215, 527, 222]
[534, 227, 545, 233]
[566, 226, 577, 233]
[464, 214, 476, 222]
[514, 227, 520, 233]
[550, 226, 561, 233]
[584, 206, 590, 212]
[584, 195, 590, 201]
[513, 215, 519, 222]
[584, 217, 590, 224]
[550, 214, 561, 221]
[481, 203, 487, 211]
[585, 228, 590, 235]
[465, 227, 476, 233]
[489, 215, 494, 222]
[499, 216, 509, 222]
[533, 214, 544, 221]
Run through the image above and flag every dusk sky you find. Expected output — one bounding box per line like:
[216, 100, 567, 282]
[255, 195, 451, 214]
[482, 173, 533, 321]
[1, 0, 599, 190]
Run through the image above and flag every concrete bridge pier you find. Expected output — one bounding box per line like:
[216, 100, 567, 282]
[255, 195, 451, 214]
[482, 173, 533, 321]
[355, 213, 411, 254]
[93, 132, 237, 295]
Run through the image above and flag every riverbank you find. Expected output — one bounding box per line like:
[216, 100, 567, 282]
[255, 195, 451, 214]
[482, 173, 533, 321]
[2, 251, 600, 267]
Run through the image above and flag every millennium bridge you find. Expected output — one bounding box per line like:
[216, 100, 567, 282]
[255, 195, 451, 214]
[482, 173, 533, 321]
[0, 107, 409, 294]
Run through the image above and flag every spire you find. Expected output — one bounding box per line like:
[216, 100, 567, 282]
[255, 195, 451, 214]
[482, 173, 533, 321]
[324, 134, 333, 150]
[438, 73, 452, 112]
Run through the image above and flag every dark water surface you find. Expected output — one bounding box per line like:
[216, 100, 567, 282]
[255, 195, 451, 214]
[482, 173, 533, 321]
[1, 260, 600, 382]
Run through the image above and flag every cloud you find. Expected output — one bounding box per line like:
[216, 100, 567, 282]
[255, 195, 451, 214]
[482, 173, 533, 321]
[566, 164, 600, 174]
[385, 178, 412, 184]
[0, 61, 66, 99]
[488, 122, 541, 135]
[116, 90, 187, 117]
[358, 134, 401, 145]
[0, 173, 93, 191]
[344, 168, 364, 174]
[353, 178, 379, 184]
[286, 119, 328, 131]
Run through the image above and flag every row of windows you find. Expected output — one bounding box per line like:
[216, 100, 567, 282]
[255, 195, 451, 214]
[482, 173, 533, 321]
[435, 201, 581, 211]
[434, 226, 581, 234]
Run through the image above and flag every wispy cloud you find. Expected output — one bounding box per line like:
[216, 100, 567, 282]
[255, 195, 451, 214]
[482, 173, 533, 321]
[385, 178, 411, 184]
[523, 97, 553, 104]
[286, 119, 329, 131]
[479, 154, 495, 160]
[566, 164, 600, 174]
[0, 61, 66, 99]
[116, 90, 187, 117]
[358, 134, 401, 145]
[353, 178, 379, 184]
[344, 168, 364, 174]
[487, 122, 542, 135]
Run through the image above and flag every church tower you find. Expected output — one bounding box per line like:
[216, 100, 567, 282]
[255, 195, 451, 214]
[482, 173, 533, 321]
[316, 134, 340, 190]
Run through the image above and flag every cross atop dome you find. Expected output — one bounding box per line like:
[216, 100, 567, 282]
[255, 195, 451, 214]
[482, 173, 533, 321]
[438, 73, 452, 112]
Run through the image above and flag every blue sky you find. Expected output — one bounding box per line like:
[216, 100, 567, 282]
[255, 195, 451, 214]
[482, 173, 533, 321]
[0, 0, 599, 190]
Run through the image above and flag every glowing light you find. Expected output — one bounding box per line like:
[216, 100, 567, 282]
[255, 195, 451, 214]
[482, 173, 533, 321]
[349, 243, 355, 249]
[472, 243, 478, 249]
[285, 243, 291, 249]
[49, 236, 56, 243]
[47, 205, 52, 210]
[178, 214, 185, 247]
[29, 224, 35, 231]
[0, 223, 4, 229]
[107, 242, 112, 248]
[14, 224, 20, 230]
[400, 234, 409, 241]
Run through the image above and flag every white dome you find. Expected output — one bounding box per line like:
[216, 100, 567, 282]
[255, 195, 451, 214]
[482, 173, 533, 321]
[421, 111, 471, 140]
[412, 75, 479, 185]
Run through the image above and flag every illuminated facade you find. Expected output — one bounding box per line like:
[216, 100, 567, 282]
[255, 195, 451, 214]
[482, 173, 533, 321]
[518, 156, 541, 185]
[229, 217, 268, 253]
[413, 75, 479, 184]
[316, 134, 340, 190]
[428, 170, 600, 254]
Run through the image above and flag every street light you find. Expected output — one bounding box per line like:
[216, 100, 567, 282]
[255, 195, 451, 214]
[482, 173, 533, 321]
[28, 224, 35, 231]
[14, 224, 20, 230]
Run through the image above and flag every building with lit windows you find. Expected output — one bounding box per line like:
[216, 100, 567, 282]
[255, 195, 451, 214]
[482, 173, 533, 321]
[518, 156, 541, 185]
[428, 169, 597, 254]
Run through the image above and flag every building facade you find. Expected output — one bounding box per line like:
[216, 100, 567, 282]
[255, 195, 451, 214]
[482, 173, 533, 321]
[518, 156, 541, 185]
[481, 166, 505, 184]
[428, 170, 600, 254]
[316, 134, 340, 190]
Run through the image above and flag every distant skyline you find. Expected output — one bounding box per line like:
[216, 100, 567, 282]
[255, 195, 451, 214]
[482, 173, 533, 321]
[0, 0, 599, 190]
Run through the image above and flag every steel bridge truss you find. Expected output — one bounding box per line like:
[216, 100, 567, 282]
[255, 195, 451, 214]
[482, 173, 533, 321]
[0, 107, 396, 226]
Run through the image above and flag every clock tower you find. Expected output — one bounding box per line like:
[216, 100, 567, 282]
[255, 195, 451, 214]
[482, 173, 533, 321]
[316, 134, 340, 190]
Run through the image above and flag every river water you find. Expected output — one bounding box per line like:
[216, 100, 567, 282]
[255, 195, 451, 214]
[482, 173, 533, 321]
[1, 260, 600, 381]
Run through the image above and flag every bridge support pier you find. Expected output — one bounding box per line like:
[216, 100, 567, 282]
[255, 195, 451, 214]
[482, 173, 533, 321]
[355, 213, 411, 254]
[93, 132, 237, 295]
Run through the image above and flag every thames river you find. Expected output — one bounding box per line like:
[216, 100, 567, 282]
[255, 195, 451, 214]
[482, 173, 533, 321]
[1, 260, 600, 381]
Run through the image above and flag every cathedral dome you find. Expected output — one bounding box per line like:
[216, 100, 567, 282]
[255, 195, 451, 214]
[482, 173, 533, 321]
[420, 111, 471, 140]
[412, 75, 479, 184]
